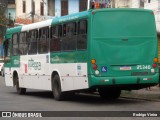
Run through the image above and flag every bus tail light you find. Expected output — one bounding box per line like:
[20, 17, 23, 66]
[91, 59, 96, 64]
[152, 63, 157, 68]
[93, 64, 98, 70]
[154, 58, 158, 63]
[91, 59, 98, 70]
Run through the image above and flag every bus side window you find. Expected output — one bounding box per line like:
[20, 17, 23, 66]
[77, 20, 87, 50]
[19, 32, 27, 55]
[28, 30, 38, 55]
[50, 25, 62, 52]
[12, 33, 20, 56]
[62, 22, 76, 51]
[38, 27, 49, 54]
[4, 39, 10, 57]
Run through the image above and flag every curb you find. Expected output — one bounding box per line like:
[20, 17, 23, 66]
[121, 88, 160, 102]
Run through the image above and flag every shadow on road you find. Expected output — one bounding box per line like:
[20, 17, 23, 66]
[8, 90, 146, 105]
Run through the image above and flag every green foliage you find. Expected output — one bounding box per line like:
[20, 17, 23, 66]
[0, 1, 8, 37]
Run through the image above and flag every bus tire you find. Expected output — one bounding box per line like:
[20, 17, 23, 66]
[14, 75, 26, 95]
[52, 75, 65, 101]
[98, 88, 121, 99]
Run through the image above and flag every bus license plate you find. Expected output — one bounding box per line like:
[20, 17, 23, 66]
[120, 66, 131, 70]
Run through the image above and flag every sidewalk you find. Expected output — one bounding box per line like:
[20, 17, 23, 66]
[121, 86, 160, 101]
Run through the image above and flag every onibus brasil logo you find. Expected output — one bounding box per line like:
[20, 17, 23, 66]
[28, 58, 41, 70]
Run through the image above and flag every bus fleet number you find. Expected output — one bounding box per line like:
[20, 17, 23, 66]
[137, 65, 151, 70]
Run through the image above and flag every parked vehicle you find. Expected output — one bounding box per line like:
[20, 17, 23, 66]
[0, 63, 4, 76]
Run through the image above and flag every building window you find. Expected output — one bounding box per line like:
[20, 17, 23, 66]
[8, 0, 15, 4]
[48, 0, 55, 16]
[40, 2, 44, 16]
[61, 0, 68, 16]
[79, 0, 87, 12]
[140, 0, 144, 8]
[22, 0, 26, 13]
[32, 0, 35, 15]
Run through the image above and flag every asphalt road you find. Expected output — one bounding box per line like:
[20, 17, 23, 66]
[0, 76, 160, 120]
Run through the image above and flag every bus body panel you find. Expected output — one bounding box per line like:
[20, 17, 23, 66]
[18, 54, 51, 90]
[4, 70, 13, 86]
[50, 63, 88, 91]
[89, 73, 159, 90]
[21, 19, 53, 32]
[50, 51, 89, 91]
[88, 9, 158, 88]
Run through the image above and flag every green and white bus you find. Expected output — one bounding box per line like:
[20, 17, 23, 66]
[3, 8, 159, 100]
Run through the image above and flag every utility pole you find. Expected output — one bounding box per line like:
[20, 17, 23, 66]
[87, 0, 90, 10]
[8, 12, 11, 27]
[112, 0, 115, 8]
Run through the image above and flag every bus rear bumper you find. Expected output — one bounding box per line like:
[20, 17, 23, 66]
[89, 73, 159, 90]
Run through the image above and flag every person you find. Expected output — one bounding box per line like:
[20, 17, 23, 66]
[94, 0, 100, 9]
[100, 0, 107, 8]
[90, 0, 95, 9]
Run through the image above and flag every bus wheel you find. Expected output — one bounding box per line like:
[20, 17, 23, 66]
[15, 75, 26, 95]
[52, 75, 65, 101]
[98, 88, 121, 99]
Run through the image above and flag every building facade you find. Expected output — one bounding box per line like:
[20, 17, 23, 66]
[0, 0, 16, 44]
[8, 0, 16, 22]
[15, 0, 49, 24]
[15, 0, 88, 24]
[54, 0, 87, 17]
[114, 0, 131, 8]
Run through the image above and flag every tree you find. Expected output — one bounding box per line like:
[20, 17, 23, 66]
[0, 0, 8, 43]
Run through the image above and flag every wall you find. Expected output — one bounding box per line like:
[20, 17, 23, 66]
[8, 8, 15, 21]
[69, 0, 79, 15]
[8, 3, 16, 21]
[48, 0, 55, 16]
[130, 0, 139, 8]
[16, 0, 48, 24]
[55, 0, 79, 17]
[115, 0, 131, 8]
